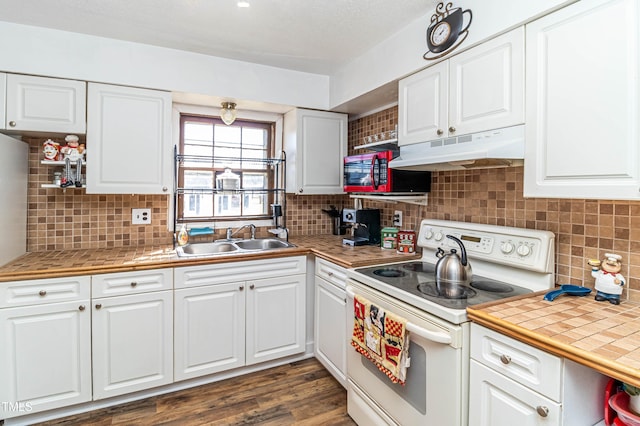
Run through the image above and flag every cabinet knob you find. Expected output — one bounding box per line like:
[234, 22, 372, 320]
[95, 303, 102, 310]
[327, 272, 334, 277]
[8, 121, 16, 127]
[448, 126, 456, 133]
[239, 285, 244, 291]
[499, 354, 511, 364]
[39, 290, 47, 297]
[536, 406, 549, 418]
[130, 282, 137, 287]
[79, 305, 86, 311]
[250, 284, 255, 290]
[437, 129, 444, 136]
[299, 188, 303, 193]
[162, 186, 168, 192]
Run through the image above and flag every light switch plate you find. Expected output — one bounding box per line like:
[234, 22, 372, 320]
[132, 208, 151, 225]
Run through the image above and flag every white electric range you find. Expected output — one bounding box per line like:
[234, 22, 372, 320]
[346, 219, 555, 426]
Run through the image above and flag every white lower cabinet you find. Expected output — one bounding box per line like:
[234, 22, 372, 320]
[470, 324, 608, 426]
[174, 256, 307, 381]
[174, 282, 246, 381]
[0, 277, 91, 419]
[314, 258, 347, 387]
[91, 270, 173, 400]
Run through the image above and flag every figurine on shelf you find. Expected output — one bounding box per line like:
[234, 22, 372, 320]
[42, 139, 60, 161]
[60, 134, 85, 161]
[588, 253, 625, 305]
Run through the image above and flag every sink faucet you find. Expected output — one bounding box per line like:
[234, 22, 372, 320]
[226, 224, 256, 240]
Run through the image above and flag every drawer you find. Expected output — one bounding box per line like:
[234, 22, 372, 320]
[0, 276, 90, 308]
[175, 255, 306, 289]
[315, 258, 347, 290]
[92, 269, 173, 298]
[470, 323, 562, 401]
[469, 360, 561, 425]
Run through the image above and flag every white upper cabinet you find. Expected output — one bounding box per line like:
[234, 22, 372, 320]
[284, 108, 347, 194]
[86, 83, 172, 194]
[398, 61, 448, 146]
[5, 74, 86, 134]
[399, 27, 524, 146]
[524, 0, 640, 199]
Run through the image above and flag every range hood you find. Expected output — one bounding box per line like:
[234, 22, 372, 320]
[389, 125, 524, 171]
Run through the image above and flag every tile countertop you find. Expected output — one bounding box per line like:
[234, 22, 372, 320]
[468, 292, 640, 388]
[0, 234, 420, 282]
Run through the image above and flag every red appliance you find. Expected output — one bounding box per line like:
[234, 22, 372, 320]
[343, 150, 431, 193]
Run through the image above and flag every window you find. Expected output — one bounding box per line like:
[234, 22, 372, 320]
[178, 115, 275, 221]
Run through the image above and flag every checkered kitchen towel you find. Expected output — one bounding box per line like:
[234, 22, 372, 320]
[351, 293, 411, 384]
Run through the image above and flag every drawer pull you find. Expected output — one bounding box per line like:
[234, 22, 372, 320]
[39, 290, 47, 297]
[499, 354, 511, 365]
[130, 282, 138, 287]
[239, 285, 244, 291]
[327, 272, 334, 277]
[95, 303, 102, 310]
[79, 305, 86, 311]
[536, 406, 549, 418]
[250, 284, 255, 290]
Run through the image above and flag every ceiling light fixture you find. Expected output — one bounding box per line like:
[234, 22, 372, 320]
[220, 102, 237, 125]
[237, 1, 250, 8]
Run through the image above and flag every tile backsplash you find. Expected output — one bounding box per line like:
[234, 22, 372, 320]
[26, 136, 171, 252]
[25, 106, 640, 301]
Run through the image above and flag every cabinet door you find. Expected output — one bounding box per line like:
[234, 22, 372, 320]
[246, 274, 306, 365]
[398, 61, 448, 146]
[86, 83, 172, 194]
[92, 290, 173, 399]
[6, 74, 86, 134]
[314, 276, 347, 387]
[469, 360, 561, 426]
[0, 300, 91, 418]
[449, 27, 524, 137]
[284, 108, 347, 194]
[174, 283, 245, 381]
[524, 0, 640, 199]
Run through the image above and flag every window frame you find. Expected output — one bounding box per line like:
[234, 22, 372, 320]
[177, 114, 276, 223]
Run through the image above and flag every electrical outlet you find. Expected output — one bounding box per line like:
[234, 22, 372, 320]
[132, 208, 151, 225]
[393, 210, 403, 227]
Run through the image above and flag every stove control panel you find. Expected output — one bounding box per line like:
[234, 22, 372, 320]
[418, 220, 555, 273]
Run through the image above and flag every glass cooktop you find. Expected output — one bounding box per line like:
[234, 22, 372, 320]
[355, 261, 532, 310]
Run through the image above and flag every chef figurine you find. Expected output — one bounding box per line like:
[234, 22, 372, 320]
[588, 253, 625, 305]
[60, 135, 85, 161]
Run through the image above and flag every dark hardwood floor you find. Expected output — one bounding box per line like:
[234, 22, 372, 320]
[35, 358, 356, 425]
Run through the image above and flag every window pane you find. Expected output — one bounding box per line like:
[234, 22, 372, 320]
[214, 125, 241, 145]
[215, 194, 241, 216]
[184, 122, 213, 142]
[242, 127, 267, 148]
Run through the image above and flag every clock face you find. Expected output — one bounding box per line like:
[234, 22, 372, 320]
[430, 21, 451, 46]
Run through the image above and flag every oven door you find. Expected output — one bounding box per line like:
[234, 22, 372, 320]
[346, 280, 469, 426]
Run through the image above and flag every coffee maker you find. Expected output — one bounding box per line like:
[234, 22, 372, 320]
[342, 208, 381, 246]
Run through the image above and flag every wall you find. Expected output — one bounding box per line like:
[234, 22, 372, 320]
[347, 106, 640, 302]
[26, 136, 172, 252]
[0, 21, 329, 111]
[25, 105, 640, 304]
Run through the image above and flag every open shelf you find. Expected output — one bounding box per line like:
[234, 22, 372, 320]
[349, 193, 428, 206]
[354, 138, 398, 152]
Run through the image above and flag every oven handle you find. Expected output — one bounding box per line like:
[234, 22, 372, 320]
[346, 287, 452, 345]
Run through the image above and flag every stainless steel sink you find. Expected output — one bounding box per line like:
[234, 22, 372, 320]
[234, 238, 292, 250]
[178, 242, 239, 256]
[176, 238, 295, 258]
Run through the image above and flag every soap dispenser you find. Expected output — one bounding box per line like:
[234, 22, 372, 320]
[177, 224, 189, 246]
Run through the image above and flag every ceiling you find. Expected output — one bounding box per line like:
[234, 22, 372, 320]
[0, 0, 434, 75]
[0, 0, 437, 115]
